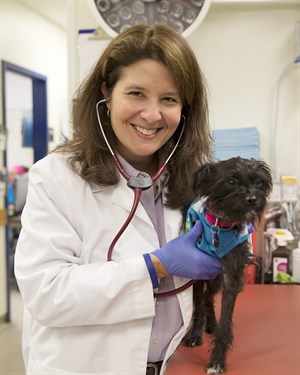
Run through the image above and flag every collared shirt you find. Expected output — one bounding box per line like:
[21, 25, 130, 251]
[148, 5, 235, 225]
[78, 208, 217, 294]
[117, 155, 183, 362]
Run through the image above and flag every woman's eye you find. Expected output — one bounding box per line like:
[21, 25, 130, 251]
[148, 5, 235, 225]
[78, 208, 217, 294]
[162, 97, 177, 103]
[129, 91, 143, 97]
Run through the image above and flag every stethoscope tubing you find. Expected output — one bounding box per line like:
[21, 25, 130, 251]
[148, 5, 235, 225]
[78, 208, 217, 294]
[107, 187, 142, 261]
[96, 99, 195, 297]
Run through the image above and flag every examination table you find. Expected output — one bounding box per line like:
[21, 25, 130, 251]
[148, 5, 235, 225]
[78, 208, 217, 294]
[165, 284, 300, 375]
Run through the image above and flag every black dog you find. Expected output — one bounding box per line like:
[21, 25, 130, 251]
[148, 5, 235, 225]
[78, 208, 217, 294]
[184, 157, 272, 374]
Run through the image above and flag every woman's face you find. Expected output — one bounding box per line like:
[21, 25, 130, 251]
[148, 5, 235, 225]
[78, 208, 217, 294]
[105, 59, 183, 170]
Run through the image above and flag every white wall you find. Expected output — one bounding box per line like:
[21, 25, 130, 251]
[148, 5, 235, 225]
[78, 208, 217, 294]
[0, 0, 67, 318]
[188, 3, 299, 182]
[69, 1, 300, 182]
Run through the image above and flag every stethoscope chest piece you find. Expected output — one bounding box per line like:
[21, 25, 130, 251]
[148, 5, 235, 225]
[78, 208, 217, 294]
[127, 175, 153, 190]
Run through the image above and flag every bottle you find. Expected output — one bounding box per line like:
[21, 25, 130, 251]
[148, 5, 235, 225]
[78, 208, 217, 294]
[292, 241, 300, 282]
[270, 229, 294, 283]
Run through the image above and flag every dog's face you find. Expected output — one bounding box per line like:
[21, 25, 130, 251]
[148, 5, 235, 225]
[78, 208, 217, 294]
[193, 157, 273, 223]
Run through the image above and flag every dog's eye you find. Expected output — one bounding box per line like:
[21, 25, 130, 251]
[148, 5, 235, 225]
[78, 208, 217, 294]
[227, 178, 237, 187]
[254, 178, 262, 187]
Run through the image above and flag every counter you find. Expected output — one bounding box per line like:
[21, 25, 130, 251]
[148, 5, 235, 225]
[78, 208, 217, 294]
[165, 284, 300, 375]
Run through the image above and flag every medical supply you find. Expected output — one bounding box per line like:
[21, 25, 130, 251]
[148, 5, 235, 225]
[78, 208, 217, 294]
[292, 241, 300, 282]
[280, 173, 298, 201]
[268, 229, 294, 282]
[277, 271, 297, 283]
[268, 183, 281, 202]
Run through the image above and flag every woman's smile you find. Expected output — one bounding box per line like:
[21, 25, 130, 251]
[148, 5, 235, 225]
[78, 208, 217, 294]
[133, 125, 160, 137]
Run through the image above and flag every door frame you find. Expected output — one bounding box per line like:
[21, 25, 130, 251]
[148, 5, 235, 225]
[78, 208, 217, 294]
[1, 60, 48, 321]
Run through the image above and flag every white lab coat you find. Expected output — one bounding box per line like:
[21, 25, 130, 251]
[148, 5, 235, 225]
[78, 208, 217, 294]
[15, 153, 193, 375]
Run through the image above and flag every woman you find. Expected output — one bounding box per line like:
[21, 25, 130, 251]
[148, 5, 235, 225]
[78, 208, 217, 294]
[15, 24, 221, 375]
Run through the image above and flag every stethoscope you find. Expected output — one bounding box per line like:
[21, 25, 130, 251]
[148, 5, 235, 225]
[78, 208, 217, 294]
[96, 99, 196, 297]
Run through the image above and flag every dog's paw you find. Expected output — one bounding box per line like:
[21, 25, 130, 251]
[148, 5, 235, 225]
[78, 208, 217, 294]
[206, 364, 225, 374]
[184, 335, 203, 347]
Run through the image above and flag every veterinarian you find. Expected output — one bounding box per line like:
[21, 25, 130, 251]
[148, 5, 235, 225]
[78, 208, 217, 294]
[14, 24, 222, 375]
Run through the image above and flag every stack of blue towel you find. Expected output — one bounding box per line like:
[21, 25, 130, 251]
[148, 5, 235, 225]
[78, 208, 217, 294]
[212, 127, 260, 161]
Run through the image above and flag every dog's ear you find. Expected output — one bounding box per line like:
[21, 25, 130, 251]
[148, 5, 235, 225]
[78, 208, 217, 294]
[248, 158, 273, 198]
[257, 159, 273, 195]
[193, 162, 215, 193]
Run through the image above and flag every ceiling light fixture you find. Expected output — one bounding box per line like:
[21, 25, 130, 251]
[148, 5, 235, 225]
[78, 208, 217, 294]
[87, 0, 211, 37]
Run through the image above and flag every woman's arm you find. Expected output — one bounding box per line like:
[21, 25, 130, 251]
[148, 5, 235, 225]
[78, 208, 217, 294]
[150, 254, 168, 278]
[15, 156, 156, 328]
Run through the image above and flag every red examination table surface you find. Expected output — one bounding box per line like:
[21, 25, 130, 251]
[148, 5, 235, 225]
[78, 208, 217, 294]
[165, 284, 300, 375]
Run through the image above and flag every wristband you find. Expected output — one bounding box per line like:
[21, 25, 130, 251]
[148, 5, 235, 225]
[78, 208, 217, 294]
[143, 253, 159, 289]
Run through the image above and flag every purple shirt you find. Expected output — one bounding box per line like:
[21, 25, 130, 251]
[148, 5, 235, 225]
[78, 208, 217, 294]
[117, 155, 183, 362]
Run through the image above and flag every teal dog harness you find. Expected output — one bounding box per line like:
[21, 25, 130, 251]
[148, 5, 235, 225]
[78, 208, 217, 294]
[186, 199, 252, 259]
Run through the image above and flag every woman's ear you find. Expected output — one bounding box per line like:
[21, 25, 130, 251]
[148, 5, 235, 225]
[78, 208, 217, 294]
[101, 82, 110, 108]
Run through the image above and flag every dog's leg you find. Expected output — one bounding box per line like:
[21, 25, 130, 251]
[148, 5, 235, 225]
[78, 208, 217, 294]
[206, 247, 247, 374]
[185, 281, 205, 347]
[206, 285, 238, 374]
[205, 276, 222, 335]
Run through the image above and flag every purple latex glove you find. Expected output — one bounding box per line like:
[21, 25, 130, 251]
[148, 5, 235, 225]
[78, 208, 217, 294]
[152, 220, 221, 280]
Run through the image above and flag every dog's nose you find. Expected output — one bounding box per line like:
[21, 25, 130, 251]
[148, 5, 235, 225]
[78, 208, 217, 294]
[246, 194, 257, 204]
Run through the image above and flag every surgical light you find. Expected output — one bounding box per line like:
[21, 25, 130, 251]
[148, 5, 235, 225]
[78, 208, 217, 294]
[87, 0, 211, 37]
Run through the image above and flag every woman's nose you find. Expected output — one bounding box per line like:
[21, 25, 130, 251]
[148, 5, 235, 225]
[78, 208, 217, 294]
[140, 102, 162, 123]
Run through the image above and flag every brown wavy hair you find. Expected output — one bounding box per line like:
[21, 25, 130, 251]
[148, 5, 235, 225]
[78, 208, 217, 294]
[54, 24, 212, 210]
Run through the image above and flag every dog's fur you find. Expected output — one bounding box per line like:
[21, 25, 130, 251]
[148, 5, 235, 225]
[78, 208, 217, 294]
[184, 157, 272, 374]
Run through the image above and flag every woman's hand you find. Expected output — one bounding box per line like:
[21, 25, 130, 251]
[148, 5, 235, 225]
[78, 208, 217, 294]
[151, 221, 221, 280]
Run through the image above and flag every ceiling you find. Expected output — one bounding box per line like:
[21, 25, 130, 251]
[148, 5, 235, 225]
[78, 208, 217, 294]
[20, 0, 67, 30]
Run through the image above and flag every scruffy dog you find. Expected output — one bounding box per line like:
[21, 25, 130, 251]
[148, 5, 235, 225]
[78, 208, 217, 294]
[184, 157, 272, 374]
